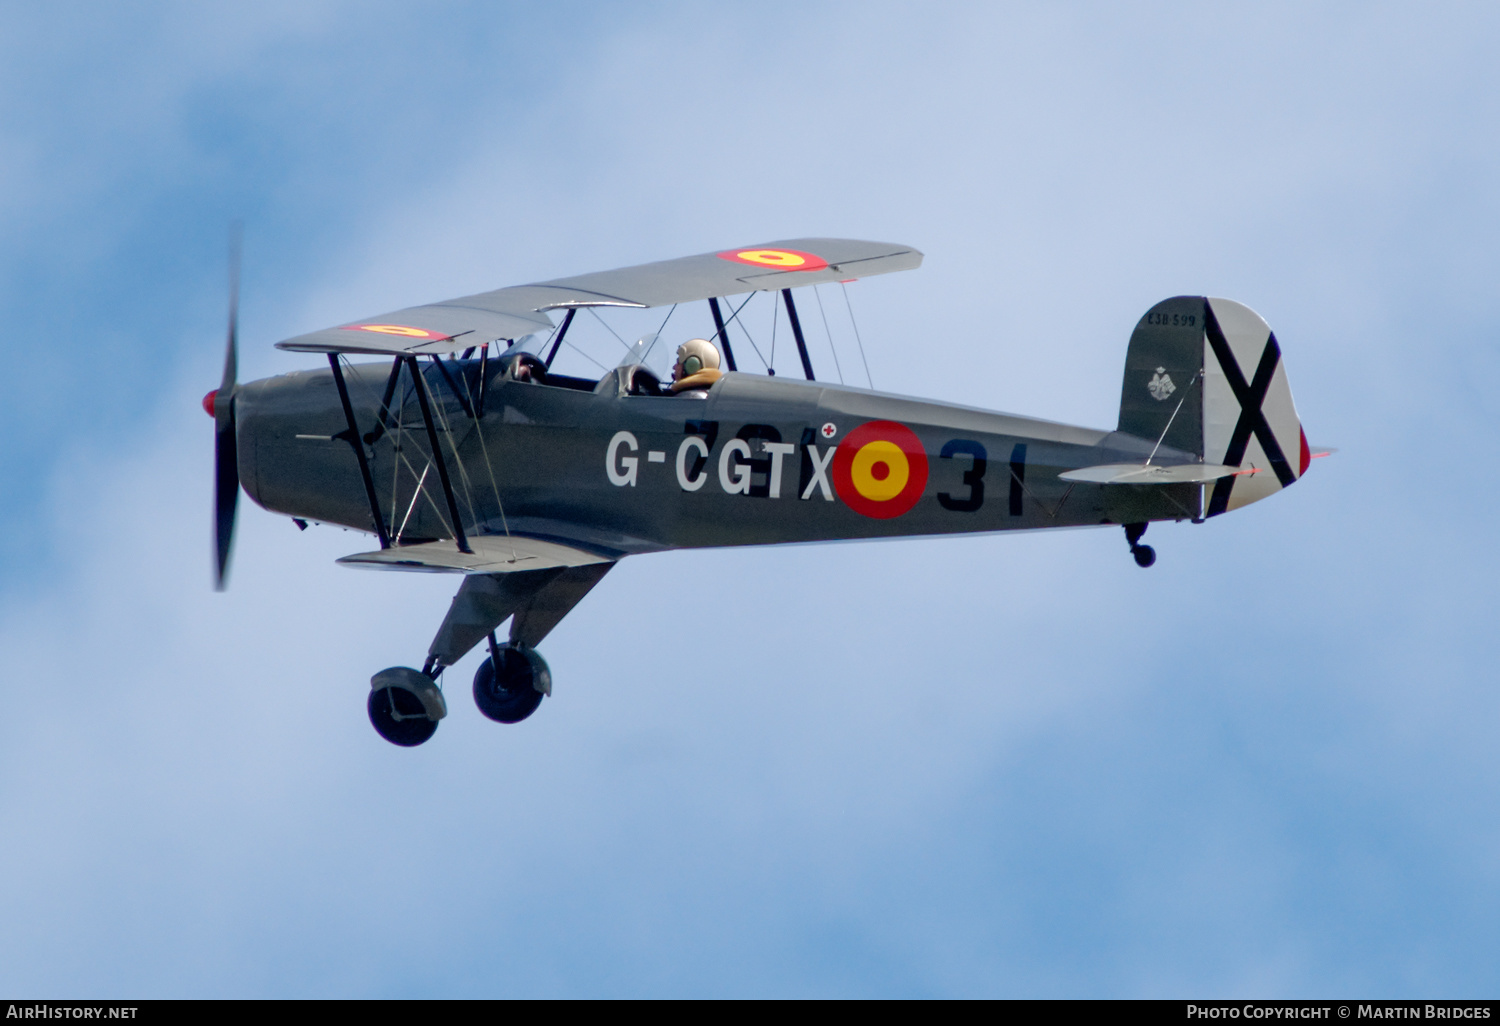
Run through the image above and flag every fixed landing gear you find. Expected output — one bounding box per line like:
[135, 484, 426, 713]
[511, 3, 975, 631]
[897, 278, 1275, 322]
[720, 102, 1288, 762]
[364, 640, 552, 745]
[473, 635, 550, 724]
[1124, 522, 1156, 568]
[367, 666, 447, 746]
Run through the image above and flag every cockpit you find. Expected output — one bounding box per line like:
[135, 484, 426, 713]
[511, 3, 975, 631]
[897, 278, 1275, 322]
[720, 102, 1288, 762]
[491, 330, 725, 399]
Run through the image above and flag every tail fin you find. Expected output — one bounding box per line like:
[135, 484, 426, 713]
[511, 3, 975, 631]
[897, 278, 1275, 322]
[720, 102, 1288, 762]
[1119, 296, 1309, 516]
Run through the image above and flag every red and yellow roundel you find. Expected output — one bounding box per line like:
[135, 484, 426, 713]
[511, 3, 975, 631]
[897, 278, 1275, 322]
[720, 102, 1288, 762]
[340, 323, 448, 339]
[832, 420, 928, 519]
[718, 248, 829, 272]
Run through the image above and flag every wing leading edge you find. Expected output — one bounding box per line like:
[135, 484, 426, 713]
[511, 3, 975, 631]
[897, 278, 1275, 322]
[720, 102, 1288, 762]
[276, 238, 922, 356]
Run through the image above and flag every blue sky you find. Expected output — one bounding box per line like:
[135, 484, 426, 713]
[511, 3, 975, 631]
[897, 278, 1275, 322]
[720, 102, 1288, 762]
[1, 1, 1498, 997]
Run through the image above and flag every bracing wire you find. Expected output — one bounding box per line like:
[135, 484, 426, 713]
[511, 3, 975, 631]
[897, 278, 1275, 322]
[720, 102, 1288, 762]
[563, 339, 609, 372]
[395, 464, 429, 545]
[769, 292, 778, 373]
[1145, 371, 1200, 466]
[632, 303, 679, 373]
[721, 291, 770, 371]
[389, 374, 403, 526]
[455, 355, 517, 558]
[587, 306, 631, 350]
[391, 439, 454, 541]
[337, 353, 402, 541]
[362, 359, 454, 543]
[424, 362, 480, 530]
[813, 284, 844, 385]
[331, 355, 411, 535]
[655, 302, 678, 338]
[840, 281, 874, 389]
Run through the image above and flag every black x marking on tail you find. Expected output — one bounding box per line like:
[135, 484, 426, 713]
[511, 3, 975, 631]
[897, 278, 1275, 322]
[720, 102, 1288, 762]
[1205, 304, 1296, 517]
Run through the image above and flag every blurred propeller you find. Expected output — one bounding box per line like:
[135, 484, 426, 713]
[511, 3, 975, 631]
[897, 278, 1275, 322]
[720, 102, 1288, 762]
[213, 226, 241, 590]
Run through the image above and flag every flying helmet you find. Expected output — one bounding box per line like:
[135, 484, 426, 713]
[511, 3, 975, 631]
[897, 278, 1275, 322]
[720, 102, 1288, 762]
[675, 338, 721, 379]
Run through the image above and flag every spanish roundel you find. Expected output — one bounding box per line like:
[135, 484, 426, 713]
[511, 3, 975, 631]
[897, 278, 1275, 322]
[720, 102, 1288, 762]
[718, 248, 829, 272]
[832, 420, 929, 519]
[341, 324, 448, 339]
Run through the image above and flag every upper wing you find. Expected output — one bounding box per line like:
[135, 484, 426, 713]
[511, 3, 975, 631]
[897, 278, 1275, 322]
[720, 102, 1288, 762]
[523, 237, 922, 307]
[276, 238, 922, 356]
[336, 534, 614, 574]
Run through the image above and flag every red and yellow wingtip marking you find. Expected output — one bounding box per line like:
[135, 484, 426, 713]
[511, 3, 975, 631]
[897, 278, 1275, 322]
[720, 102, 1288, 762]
[341, 323, 449, 340]
[718, 248, 829, 272]
[832, 420, 928, 519]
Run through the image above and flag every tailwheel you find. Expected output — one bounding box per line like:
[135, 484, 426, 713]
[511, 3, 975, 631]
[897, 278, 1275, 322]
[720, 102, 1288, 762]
[368, 667, 447, 747]
[1124, 522, 1156, 569]
[474, 640, 550, 724]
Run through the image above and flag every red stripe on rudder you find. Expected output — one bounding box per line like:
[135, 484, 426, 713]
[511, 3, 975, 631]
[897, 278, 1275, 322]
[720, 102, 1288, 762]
[1299, 428, 1311, 476]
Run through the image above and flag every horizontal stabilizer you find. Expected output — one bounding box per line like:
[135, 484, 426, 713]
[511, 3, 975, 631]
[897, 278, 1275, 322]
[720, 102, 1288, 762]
[338, 534, 614, 574]
[1058, 462, 1240, 485]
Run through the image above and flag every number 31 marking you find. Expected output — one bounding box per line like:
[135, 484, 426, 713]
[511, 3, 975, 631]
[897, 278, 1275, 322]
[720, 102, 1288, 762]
[937, 439, 987, 512]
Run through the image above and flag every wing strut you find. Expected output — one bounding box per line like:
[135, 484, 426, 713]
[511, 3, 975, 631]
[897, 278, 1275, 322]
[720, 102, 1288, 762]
[781, 289, 815, 381]
[327, 353, 392, 549]
[429, 355, 474, 420]
[404, 355, 473, 554]
[543, 308, 575, 369]
[707, 297, 738, 372]
[476, 344, 490, 418]
[359, 357, 405, 448]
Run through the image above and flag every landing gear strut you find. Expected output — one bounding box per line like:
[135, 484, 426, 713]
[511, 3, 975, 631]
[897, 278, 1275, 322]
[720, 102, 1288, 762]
[365, 559, 601, 744]
[473, 633, 550, 724]
[1125, 522, 1156, 568]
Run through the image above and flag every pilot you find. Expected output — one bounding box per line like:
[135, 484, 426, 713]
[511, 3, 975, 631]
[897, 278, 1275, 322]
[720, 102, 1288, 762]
[670, 338, 724, 394]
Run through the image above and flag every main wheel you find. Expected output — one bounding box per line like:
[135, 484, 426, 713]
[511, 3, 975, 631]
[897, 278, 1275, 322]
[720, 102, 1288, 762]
[473, 645, 548, 723]
[1132, 544, 1157, 568]
[368, 685, 439, 746]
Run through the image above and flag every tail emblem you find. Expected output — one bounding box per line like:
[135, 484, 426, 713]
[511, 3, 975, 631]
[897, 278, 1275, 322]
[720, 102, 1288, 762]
[1147, 368, 1176, 401]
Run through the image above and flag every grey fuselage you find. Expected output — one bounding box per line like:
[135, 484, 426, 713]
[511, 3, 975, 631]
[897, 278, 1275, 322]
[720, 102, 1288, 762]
[234, 357, 1201, 558]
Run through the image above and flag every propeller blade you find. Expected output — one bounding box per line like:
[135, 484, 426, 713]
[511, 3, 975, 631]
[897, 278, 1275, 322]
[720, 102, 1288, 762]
[214, 226, 241, 591]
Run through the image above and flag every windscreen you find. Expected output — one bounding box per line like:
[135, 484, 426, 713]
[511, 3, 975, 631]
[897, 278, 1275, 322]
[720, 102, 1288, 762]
[614, 333, 676, 382]
[496, 332, 551, 361]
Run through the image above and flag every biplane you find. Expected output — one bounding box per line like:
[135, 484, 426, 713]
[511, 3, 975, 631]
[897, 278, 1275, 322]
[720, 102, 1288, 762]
[208, 239, 1318, 746]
